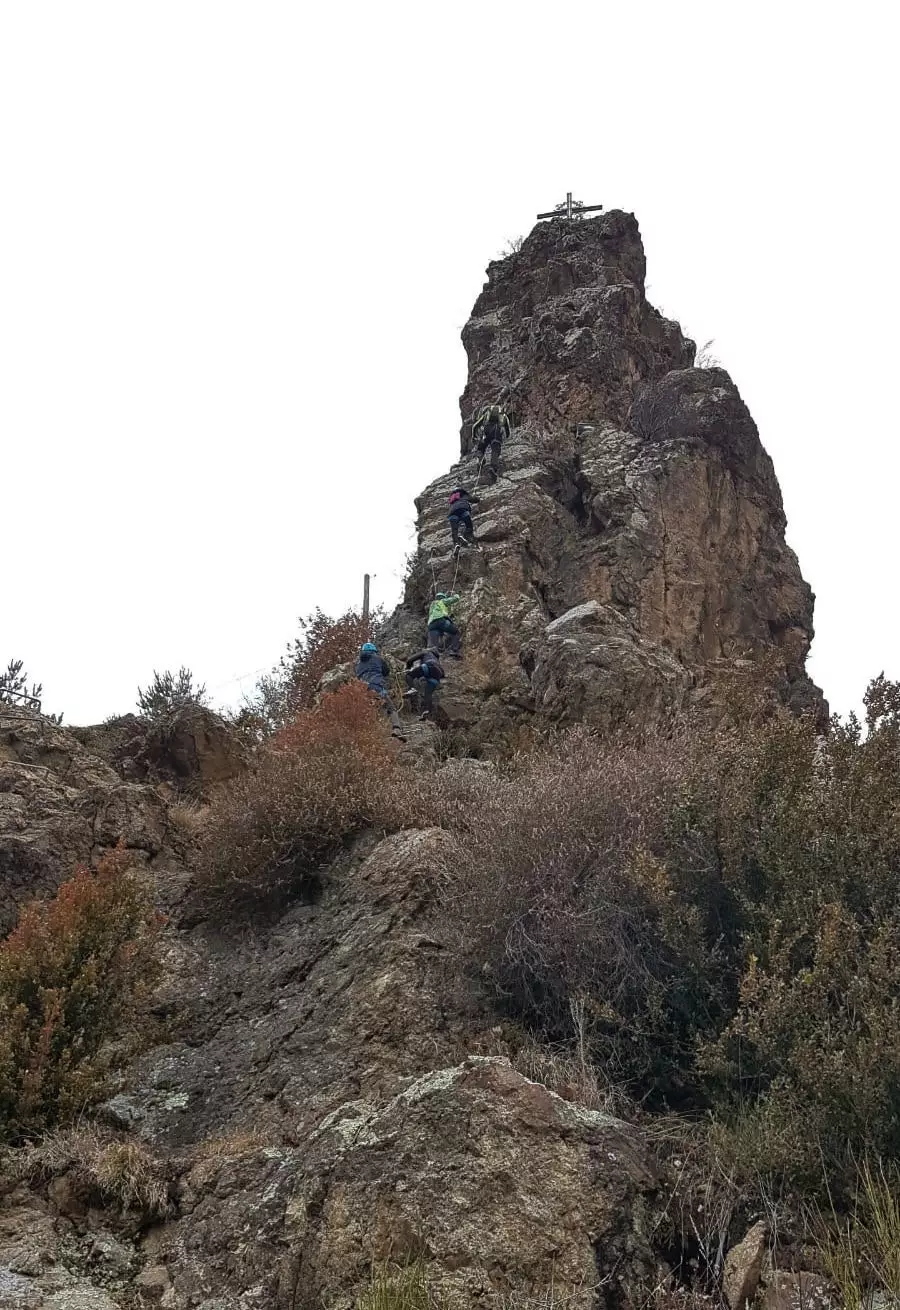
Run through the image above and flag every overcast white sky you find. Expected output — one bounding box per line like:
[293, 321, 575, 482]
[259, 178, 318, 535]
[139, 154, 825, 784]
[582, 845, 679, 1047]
[2, 2, 896, 724]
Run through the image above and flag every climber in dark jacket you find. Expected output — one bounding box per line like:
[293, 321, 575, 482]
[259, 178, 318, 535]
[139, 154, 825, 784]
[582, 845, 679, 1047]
[355, 643, 405, 739]
[403, 648, 446, 717]
[447, 487, 479, 549]
[472, 401, 511, 480]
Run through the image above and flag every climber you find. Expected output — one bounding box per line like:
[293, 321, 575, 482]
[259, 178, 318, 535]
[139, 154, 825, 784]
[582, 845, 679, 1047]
[426, 592, 462, 657]
[472, 400, 511, 481]
[448, 487, 479, 550]
[403, 647, 446, 718]
[354, 642, 406, 740]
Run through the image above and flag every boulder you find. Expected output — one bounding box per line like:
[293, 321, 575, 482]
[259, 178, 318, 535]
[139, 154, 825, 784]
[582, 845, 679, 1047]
[723, 1220, 768, 1310]
[72, 706, 245, 796]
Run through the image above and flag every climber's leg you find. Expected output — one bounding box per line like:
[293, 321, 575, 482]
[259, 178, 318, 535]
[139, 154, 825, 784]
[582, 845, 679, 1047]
[443, 621, 461, 656]
[375, 686, 406, 739]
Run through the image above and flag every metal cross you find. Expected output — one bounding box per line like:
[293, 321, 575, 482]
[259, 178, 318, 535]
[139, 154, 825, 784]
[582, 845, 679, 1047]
[537, 191, 603, 221]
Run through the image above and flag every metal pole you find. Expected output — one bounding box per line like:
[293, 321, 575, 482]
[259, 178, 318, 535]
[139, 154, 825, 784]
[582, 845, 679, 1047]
[567, 191, 572, 220]
[363, 573, 370, 626]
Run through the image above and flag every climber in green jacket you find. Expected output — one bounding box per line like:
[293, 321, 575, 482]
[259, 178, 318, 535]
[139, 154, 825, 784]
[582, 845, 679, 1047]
[426, 592, 462, 657]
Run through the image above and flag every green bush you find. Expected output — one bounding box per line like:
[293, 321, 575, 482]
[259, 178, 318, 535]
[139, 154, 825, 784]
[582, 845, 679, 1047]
[137, 666, 207, 719]
[0, 847, 161, 1141]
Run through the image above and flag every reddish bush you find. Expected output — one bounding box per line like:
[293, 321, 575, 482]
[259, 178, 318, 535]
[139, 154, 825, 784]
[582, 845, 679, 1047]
[244, 608, 382, 734]
[0, 847, 161, 1140]
[197, 681, 425, 914]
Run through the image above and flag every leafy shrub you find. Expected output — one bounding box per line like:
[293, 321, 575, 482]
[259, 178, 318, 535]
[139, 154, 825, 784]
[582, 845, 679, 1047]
[0, 847, 161, 1140]
[196, 681, 425, 915]
[137, 666, 207, 719]
[689, 679, 900, 1192]
[0, 658, 41, 706]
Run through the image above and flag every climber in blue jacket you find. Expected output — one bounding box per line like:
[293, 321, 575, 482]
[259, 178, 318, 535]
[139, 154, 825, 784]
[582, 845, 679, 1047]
[355, 643, 406, 739]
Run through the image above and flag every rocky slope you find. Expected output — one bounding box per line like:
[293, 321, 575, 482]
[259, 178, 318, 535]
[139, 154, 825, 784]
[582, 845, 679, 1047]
[385, 210, 822, 747]
[0, 213, 828, 1309]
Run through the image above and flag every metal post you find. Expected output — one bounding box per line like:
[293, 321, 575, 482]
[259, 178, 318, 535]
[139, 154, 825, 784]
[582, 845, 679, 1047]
[363, 573, 370, 626]
[566, 191, 573, 220]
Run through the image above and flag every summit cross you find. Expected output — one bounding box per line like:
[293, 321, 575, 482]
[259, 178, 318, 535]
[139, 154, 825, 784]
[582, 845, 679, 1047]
[536, 191, 603, 221]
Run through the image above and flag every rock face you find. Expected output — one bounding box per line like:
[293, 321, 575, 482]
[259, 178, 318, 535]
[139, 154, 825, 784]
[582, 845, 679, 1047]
[0, 705, 168, 933]
[386, 211, 823, 747]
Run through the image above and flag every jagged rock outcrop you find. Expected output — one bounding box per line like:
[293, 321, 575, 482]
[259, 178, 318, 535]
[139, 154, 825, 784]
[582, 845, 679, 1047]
[0, 706, 168, 933]
[386, 211, 823, 747]
[72, 706, 245, 796]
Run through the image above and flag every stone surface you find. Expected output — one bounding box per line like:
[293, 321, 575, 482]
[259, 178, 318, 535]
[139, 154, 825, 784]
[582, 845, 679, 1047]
[276, 1057, 661, 1310]
[760, 1271, 834, 1310]
[723, 1220, 768, 1310]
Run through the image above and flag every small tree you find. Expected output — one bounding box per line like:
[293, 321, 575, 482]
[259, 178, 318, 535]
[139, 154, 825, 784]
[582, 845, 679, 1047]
[137, 667, 207, 720]
[0, 659, 63, 723]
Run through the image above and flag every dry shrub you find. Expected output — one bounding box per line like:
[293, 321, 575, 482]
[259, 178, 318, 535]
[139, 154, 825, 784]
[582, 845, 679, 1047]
[448, 727, 724, 1094]
[241, 607, 383, 735]
[15, 1124, 170, 1217]
[0, 847, 161, 1141]
[196, 681, 427, 915]
[447, 677, 900, 1198]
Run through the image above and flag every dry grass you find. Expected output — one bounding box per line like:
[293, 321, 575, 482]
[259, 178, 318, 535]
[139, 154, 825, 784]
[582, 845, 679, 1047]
[15, 1124, 171, 1217]
[167, 799, 208, 840]
[357, 1261, 442, 1310]
[812, 1158, 900, 1310]
[505, 1023, 632, 1119]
